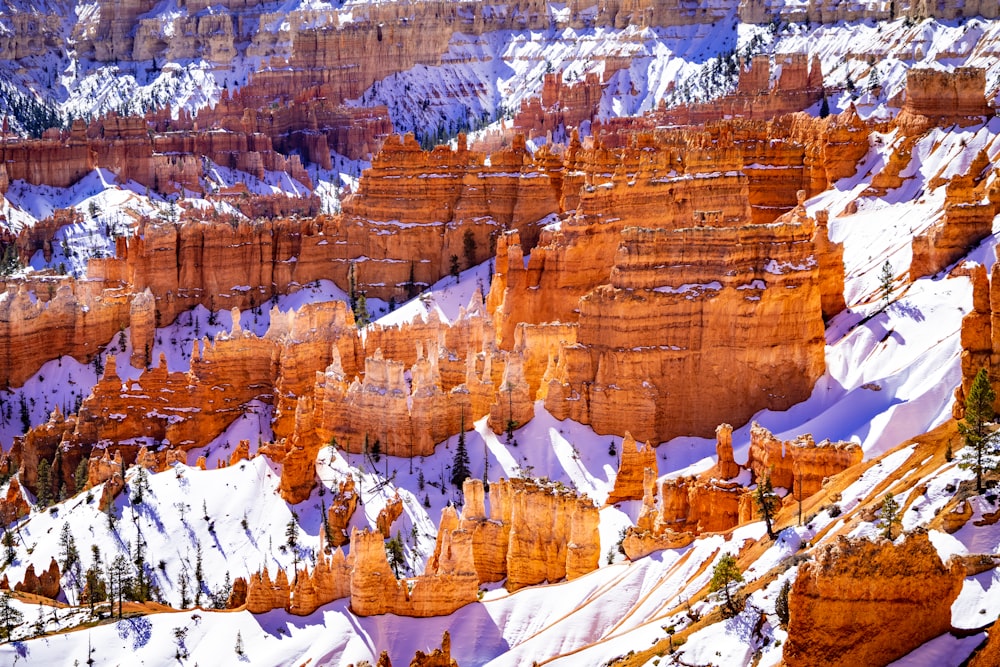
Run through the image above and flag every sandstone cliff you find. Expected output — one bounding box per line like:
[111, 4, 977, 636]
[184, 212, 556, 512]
[783, 530, 964, 667]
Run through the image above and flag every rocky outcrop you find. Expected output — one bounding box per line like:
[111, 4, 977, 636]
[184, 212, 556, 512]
[911, 153, 999, 278]
[327, 477, 359, 548]
[607, 432, 658, 504]
[783, 531, 964, 667]
[623, 422, 862, 554]
[432, 479, 600, 590]
[410, 631, 458, 667]
[542, 206, 829, 444]
[0, 478, 30, 527]
[351, 526, 479, 618]
[899, 67, 992, 128]
[746, 422, 862, 495]
[715, 424, 740, 480]
[738, 0, 999, 24]
[377, 493, 404, 538]
[957, 261, 999, 414]
[14, 558, 61, 600]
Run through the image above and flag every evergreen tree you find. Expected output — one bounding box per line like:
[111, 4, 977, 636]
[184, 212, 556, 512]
[108, 554, 131, 619]
[285, 517, 299, 572]
[879, 260, 893, 304]
[36, 458, 52, 508]
[0, 591, 23, 640]
[450, 410, 471, 489]
[959, 368, 999, 493]
[353, 292, 370, 328]
[58, 522, 79, 574]
[235, 630, 245, 657]
[385, 532, 405, 578]
[83, 552, 106, 614]
[2, 529, 15, 566]
[775, 579, 791, 628]
[449, 254, 460, 283]
[194, 543, 204, 607]
[819, 96, 831, 118]
[371, 439, 381, 464]
[879, 492, 901, 540]
[709, 553, 744, 618]
[754, 474, 781, 540]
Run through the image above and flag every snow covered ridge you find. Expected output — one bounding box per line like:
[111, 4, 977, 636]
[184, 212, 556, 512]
[0, 0, 998, 134]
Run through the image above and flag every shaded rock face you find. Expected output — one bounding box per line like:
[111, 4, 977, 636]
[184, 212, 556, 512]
[0, 478, 30, 527]
[783, 531, 964, 667]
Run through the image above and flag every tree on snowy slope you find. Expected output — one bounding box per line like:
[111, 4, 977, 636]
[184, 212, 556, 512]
[959, 367, 999, 494]
[451, 409, 471, 490]
[754, 474, 781, 540]
[710, 553, 744, 618]
[0, 591, 23, 640]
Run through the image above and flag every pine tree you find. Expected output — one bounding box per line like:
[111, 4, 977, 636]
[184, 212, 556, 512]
[59, 522, 79, 573]
[2, 529, 15, 566]
[406, 261, 417, 299]
[709, 553, 744, 618]
[879, 492, 901, 540]
[194, 542, 204, 607]
[775, 579, 791, 628]
[385, 532, 405, 578]
[285, 517, 299, 572]
[449, 254, 460, 283]
[109, 554, 131, 619]
[755, 474, 781, 540]
[36, 458, 52, 508]
[959, 368, 998, 493]
[879, 260, 893, 304]
[819, 96, 831, 118]
[235, 630, 245, 657]
[0, 591, 23, 640]
[450, 410, 471, 489]
[353, 292, 370, 328]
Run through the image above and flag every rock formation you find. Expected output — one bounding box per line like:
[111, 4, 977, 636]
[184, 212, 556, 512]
[410, 631, 458, 667]
[899, 67, 992, 127]
[0, 478, 29, 527]
[624, 423, 861, 554]
[327, 476, 359, 548]
[783, 530, 964, 667]
[377, 494, 404, 538]
[746, 422, 862, 495]
[432, 478, 600, 590]
[607, 432, 658, 504]
[911, 153, 999, 278]
[14, 558, 61, 600]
